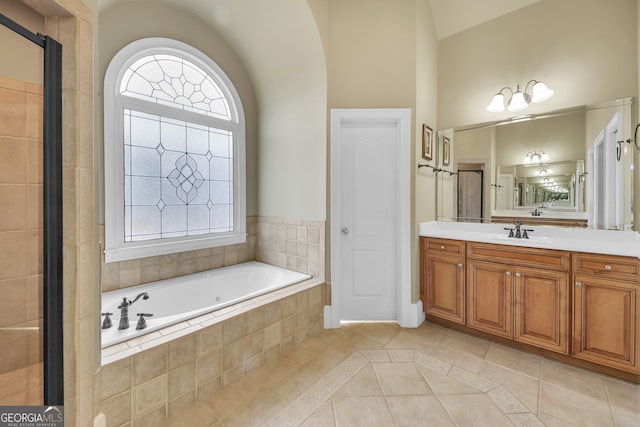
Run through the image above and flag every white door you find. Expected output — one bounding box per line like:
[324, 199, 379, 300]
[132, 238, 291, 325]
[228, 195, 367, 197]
[339, 122, 397, 320]
[330, 109, 411, 324]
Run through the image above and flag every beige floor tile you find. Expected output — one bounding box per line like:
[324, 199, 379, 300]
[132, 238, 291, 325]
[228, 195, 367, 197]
[204, 373, 269, 419]
[300, 400, 336, 427]
[479, 361, 539, 413]
[335, 364, 383, 397]
[303, 347, 350, 377]
[541, 358, 608, 400]
[485, 342, 542, 378]
[383, 330, 439, 354]
[352, 322, 401, 346]
[386, 395, 456, 427]
[221, 391, 285, 427]
[537, 410, 580, 427]
[441, 329, 491, 359]
[327, 330, 384, 354]
[416, 363, 479, 395]
[604, 377, 640, 427]
[539, 382, 615, 427]
[408, 321, 450, 343]
[284, 337, 330, 365]
[439, 393, 516, 426]
[162, 401, 220, 427]
[270, 365, 321, 403]
[431, 345, 484, 373]
[250, 355, 303, 387]
[372, 362, 432, 396]
[333, 396, 395, 427]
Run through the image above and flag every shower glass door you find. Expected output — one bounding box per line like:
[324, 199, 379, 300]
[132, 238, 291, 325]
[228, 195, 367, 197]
[0, 21, 44, 406]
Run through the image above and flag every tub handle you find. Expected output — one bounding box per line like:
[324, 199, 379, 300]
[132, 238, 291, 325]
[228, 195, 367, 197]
[101, 312, 113, 329]
[136, 313, 153, 330]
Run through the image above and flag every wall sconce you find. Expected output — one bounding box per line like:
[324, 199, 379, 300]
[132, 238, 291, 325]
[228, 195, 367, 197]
[523, 151, 550, 164]
[486, 80, 554, 113]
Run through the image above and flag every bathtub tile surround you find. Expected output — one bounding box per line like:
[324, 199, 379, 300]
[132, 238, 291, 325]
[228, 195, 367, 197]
[101, 216, 325, 292]
[100, 283, 326, 426]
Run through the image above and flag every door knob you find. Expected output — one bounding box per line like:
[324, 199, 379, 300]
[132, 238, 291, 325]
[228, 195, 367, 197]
[341, 227, 349, 234]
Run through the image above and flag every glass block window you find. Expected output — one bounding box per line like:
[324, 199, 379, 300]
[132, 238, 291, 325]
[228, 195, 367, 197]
[104, 38, 246, 262]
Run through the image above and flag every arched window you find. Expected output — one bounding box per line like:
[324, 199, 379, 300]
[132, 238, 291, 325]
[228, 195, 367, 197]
[104, 38, 246, 262]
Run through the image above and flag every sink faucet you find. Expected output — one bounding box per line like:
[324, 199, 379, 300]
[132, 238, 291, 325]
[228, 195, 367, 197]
[117, 292, 149, 330]
[504, 220, 533, 239]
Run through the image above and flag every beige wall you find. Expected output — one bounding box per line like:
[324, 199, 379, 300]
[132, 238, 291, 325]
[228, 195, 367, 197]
[495, 113, 586, 166]
[0, 1, 44, 84]
[438, 0, 638, 130]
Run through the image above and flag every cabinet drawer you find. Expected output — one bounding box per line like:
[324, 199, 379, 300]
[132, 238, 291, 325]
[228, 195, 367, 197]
[424, 238, 465, 257]
[467, 242, 569, 271]
[573, 253, 640, 281]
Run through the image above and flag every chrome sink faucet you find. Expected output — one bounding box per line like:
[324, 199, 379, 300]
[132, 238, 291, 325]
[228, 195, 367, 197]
[117, 292, 149, 330]
[504, 220, 534, 239]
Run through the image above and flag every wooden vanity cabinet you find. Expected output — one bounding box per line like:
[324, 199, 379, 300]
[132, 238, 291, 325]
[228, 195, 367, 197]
[466, 242, 570, 354]
[421, 238, 466, 324]
[572, 253, 640, 373]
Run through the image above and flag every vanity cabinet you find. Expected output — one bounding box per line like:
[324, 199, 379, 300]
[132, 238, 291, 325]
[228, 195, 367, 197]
[466, 242, 570, 354]
[421, 238, 466, 324]
[572, 252, 640, 373]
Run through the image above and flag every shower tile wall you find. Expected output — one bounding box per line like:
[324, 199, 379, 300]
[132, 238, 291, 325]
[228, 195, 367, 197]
[0, 75, 43, 375]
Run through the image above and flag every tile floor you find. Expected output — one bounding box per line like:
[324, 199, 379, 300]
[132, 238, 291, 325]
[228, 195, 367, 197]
[156, 322, 639, 426]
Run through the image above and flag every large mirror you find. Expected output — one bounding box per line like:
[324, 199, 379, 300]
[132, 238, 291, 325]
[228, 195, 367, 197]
[436, 97, 634, 230]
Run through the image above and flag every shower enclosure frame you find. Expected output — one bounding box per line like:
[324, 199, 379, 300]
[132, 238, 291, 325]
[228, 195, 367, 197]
[0, 13, 64, 406]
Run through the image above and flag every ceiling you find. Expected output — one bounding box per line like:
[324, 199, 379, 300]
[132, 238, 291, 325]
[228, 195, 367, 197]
[428, 0, 541, 40]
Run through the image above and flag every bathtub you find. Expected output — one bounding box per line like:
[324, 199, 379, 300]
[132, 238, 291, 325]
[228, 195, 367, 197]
[101, 261, 311, 348]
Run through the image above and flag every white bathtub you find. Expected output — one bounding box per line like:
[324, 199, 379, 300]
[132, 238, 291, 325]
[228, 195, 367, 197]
[101, 261, 311, 348]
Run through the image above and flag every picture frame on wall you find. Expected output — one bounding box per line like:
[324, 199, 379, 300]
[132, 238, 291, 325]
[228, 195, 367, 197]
[442, 135, 451, 166]
[422, 124, 433, 160]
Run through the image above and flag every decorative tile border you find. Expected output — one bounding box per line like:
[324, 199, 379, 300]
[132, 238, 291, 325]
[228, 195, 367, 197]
[267, 350, 546, 427]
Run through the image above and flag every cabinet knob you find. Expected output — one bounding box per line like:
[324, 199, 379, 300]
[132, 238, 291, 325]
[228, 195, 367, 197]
[457, 263, 463, 268]
[604, 265, 612, 271]
[575, 281, 582, 287]
[440, 245, 445, 250]
[505, 271, 511, 276]
[515, 272, 521, 277]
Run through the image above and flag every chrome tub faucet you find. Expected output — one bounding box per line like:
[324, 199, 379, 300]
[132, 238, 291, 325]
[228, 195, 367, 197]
[117, 292, 149, 330]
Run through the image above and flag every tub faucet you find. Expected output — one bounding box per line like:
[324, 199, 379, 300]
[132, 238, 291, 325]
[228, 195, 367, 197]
[117, 292, 149, 330]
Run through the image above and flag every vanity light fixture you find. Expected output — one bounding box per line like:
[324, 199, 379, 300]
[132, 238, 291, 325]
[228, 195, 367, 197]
[523, 151, 550, 164]
[486, 80, 554, 113]
[535, 167, 553, 176]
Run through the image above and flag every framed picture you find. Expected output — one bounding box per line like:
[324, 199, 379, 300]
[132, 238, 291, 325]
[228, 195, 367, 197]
[422, 124, 433, 160]
[442, 136, 451, 166]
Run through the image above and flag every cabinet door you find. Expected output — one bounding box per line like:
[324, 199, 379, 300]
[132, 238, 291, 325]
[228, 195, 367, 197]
[573, 275, 639, 373]
[514, 267, 569, 354]
[467, 260, 513, 338]
[424, 254, 465, 324]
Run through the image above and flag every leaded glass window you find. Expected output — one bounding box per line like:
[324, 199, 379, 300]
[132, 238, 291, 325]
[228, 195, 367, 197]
[104, 38, 246, 262]
[120, 55, 232, 120]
